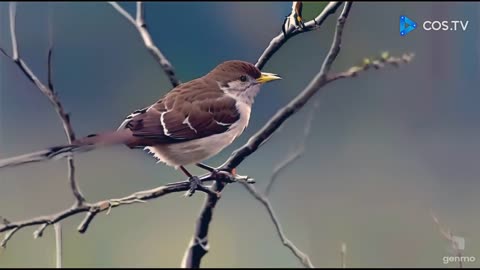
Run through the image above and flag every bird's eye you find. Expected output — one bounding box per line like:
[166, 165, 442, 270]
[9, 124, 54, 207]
[240, 75, 247, 82]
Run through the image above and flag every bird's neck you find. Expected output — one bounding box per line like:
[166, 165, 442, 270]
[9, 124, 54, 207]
[220, 83, 261, 107]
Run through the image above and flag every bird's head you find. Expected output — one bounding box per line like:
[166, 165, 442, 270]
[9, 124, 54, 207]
[207, 60, 281, 105]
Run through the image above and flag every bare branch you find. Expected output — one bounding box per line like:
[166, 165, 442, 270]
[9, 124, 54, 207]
[181, 181, 225, 268]
[319, 2, 352, 76]
[340, 242, 347, 268]
[108, 2, 135, 24]
[0, 174, 215, 243]
[136, 1, 145, 26]
[54, 223, 62, 268]
[224, 2, 354, 172]
[265, 100, 319, 195]
[328, 52, 415, 82]
[256, 2, 342, 70]
[0, 2, 415, 268]
[183, 2, 410, 267]
[9, 2, 18, 60]
[108, 2, 180, 87]
[1, 227, 19, 248]
[3, 2, 85, 204]
[243, 183, 314, 268]
[431, 212, 464, 268]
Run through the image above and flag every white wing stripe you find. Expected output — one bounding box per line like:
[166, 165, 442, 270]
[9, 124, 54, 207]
[215, 120, 232, 126]
[182, 116, 198, 134]
[160, 111, 172, 137]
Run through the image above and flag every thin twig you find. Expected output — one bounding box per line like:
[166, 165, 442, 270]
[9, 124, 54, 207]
[243, 183, 314, 268]
[48, 6, 64, 268]
[136, 1, 145, 26]
[3, 2, 85, 205]
[431, 212, 464, 268]
[340, 242, 347, 268]
[1, 227, 19, 248]
[108, 2, 180, 87]
[265, 100, 319, 195]
[256, 1, 342, 70]
[9, 2, 18, 60]
[224, 2, 354, 172]
[328, 52, 415, 82]
[0, 174, 215, 244]
[54, 223, 62, 268]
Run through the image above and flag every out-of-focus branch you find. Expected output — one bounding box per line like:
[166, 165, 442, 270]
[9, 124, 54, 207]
[242, 182, 314, 268]
[340, 242, 347, 268]
[431, 212, 464, 268]
[328, 52, 415, 82]
[1, 2, 85, 205]
[265, 100, 319, 195]
[108, 1, 180, 87]
[54, 223, 62, 268]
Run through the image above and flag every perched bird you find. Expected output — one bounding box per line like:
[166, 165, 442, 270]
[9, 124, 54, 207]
[0, 60, 281, 196]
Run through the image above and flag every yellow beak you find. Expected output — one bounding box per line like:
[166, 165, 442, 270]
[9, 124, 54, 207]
[257, 72, 282, 84]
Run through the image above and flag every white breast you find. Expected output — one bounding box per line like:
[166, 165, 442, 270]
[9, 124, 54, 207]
[145, 101, 251, 168]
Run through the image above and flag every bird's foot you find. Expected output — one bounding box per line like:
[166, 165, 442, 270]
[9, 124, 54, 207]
[282, 12, 305, 37]
[295, 14, 306, 29]
[211, 168, 255, 184]
[184, 175, 220, 198]
[194, 163, 255, 184]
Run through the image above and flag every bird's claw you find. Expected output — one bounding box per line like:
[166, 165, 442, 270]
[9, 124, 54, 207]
[282, 12, 305, 37]
[210, 169, 235, 183]
[295, 14, 305, 28]
[184, 175, 220, 198]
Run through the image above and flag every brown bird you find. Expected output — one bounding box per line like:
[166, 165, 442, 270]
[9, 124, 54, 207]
[0, 60, 281, 196]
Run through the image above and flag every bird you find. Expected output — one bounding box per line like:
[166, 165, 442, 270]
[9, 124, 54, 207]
[0, 60, 281, 196]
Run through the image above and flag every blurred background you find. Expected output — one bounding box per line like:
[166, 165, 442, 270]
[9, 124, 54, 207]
[0, 1, 479, 268]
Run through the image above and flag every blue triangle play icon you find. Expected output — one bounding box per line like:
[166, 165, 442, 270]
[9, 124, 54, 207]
[400, 16, 417, 36]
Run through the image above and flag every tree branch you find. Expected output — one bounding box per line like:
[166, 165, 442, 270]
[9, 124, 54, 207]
[431, 212, 464, 268]
[2, 2, 85, 205]
[265, 99, 319, 195]
[0, 2, 415, 268]
[256, 1, 342, 70]
[0, 174, 215, 244]
[182, 2, 412, 267]
[243, 182, 314, 268]
[340, 242, 347, 268]
[224, 2, 353, 172]
[181, 181, 225, 268]
[54, 223, 62, 268]
[182, 2, 355, 267]
[108, 1, 180, 87]
[328, 52, 415, 82]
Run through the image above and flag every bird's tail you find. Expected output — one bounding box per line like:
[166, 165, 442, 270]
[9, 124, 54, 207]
[0, 129, 134, 170]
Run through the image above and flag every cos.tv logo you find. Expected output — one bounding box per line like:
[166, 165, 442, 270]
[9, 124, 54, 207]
[400, 15, 417, 36]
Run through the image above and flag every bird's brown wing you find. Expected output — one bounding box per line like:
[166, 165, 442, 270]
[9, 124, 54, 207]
[120, 81, 240, 147]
